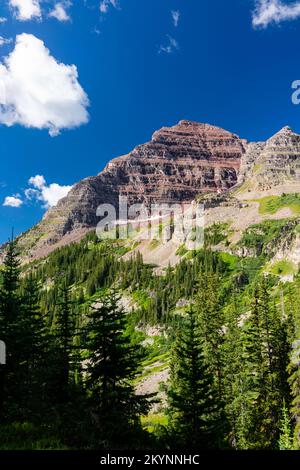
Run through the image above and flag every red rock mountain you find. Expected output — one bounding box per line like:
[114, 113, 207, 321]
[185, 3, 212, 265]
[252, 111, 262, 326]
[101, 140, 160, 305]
[19, 120, 247, 258]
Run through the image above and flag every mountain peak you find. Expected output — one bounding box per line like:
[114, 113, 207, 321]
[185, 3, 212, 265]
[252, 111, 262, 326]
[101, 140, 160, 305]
[268, 125, 296, 140]
[152, 120, 243, 142]
[178, 120, 203, 126]
[279, 125, 293, 133]
[18, 120, 246, 259]
[177, 120, 222, 130]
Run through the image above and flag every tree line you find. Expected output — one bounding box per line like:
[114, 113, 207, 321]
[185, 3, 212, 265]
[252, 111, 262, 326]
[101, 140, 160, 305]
[0, 239, 299, 450]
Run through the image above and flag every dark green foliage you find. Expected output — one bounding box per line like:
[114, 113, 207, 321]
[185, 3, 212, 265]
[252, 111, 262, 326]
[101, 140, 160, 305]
[222, 297, 244, 447]
[233, 278, 290, 449]
[167, 307, 224, 449]
[0, 240, 27, 420]
[85, 290, 152, 448]
[279, 402, 294, 450]
[238, 220, 291, 257]
[196, 270, 224, 398]
[204, 223, 229, 246]
[0, 230, 299, 450]
[18, 276, 49, 418]
[286, 283, 300, 448]
[49, 283, 78, 404]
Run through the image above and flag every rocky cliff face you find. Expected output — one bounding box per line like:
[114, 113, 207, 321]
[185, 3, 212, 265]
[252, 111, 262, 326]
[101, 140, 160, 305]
[237, 126, 300, 192]
[18, 120, 247, 258]
[104, 120, 246, 203]
[16, 121, 300, 260]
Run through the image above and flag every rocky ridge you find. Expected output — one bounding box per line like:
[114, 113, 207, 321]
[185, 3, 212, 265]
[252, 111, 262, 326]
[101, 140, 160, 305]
[236, 126, 300, 195]
[17, 120, 246, 259]
[14, 121, 300, 261]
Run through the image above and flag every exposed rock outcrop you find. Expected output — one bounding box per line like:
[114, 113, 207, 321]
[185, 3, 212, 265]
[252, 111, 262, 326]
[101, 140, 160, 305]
[237, 126, 300, 193]
[15, 122, 300, 261]
[18, 120, 246, 259]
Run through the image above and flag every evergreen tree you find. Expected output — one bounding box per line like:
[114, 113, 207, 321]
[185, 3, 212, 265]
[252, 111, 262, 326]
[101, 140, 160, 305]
[222, 296, 243, 448]
[18, 275, 49, 418]
[85, 290, 151, 448]
[167, 307, 224, 449]
[0, 239, 22, 419]
[236, 278, 290, 449]
[279, 402, 294, 450]
[286, 284, 300, 448]
[196, 269, 224, 399]
[50, 283, 78, 404]
[288, 330, 300, 448]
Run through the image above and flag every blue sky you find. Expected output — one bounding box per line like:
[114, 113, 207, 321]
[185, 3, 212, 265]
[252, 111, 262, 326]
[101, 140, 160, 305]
[1, 0, 300, 243]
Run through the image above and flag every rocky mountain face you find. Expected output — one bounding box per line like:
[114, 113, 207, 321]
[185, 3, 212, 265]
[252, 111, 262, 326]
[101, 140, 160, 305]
[238, 126, 300, 192]
[17, 120, 247, 258]
[15, 121, 300, 260]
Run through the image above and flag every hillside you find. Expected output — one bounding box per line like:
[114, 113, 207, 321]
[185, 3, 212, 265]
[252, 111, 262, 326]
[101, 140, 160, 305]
[12, 122, 300, 268]
[16, 120, 246, 260]
[1, 122, 300, 450]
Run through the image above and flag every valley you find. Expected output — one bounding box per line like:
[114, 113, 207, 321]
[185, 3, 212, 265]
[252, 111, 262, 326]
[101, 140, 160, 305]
[1, 120, 300, 450]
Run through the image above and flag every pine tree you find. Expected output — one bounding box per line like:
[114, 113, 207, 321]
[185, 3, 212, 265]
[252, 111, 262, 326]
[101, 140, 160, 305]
[286, 283, 300, 448]
[279, 402, 294, 450]
[50, 283, 78, 404]
[85, 290, 151, 448]
[288, 327, 300, 448]
[196, 269, 224, 399]
[167, 307, 224, 449]
[0, 239, 22, 419]
[236, 278, 290, 449]
[18, 275, 49, 418]
[222, 296, 243, 448]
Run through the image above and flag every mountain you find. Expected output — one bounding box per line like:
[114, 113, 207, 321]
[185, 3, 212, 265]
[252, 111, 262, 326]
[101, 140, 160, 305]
[17, 120, 246, 259]
[14, 121, 300, 262]
[238, 126, 300, 194]
[3, 121, 300, 450]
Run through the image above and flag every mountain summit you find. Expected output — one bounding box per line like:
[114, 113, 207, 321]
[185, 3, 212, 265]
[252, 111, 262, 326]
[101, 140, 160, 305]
[16, 121, 300, 260]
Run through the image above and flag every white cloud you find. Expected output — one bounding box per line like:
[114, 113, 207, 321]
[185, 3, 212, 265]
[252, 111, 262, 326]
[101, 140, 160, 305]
[159, 35, 179, 54]
[9, 0, 42, 21]
[40, 182, 72, 207]
[28, 174, 46, 189]
[0, 33, 89, 136]
[0, 36, 12, 47]
[3, 175, 72, 209]
[99, 0, 118, 14]
[171, 10, 180, 27]
[3, 195, 23, 207]
[27, 174, 72, 208]
[0, 17, 7, 24]
[24, 188, 39, 200]
[252, 0, 300, 28]
[49, 1, 72, 22]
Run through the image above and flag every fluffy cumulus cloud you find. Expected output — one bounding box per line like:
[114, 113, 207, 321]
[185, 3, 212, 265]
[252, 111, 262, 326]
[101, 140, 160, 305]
[0, 33, 89, 136]
[28, 174, 46, 189]
[49, 1, 72, 22]
[252, 0, 300, 28]
[9, 0, 42, 21]
[3, 195, 23, 207]
[26, 174, 72, 208]
[3, 175, 72, 209]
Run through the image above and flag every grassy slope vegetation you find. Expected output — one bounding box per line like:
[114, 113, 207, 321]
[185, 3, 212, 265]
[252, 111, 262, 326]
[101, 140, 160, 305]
[1, 212, 300, 449]
[256, 194, 300, 215]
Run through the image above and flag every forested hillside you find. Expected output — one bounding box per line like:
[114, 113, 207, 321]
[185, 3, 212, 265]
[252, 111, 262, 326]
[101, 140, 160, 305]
[0, 226, 300, 450]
